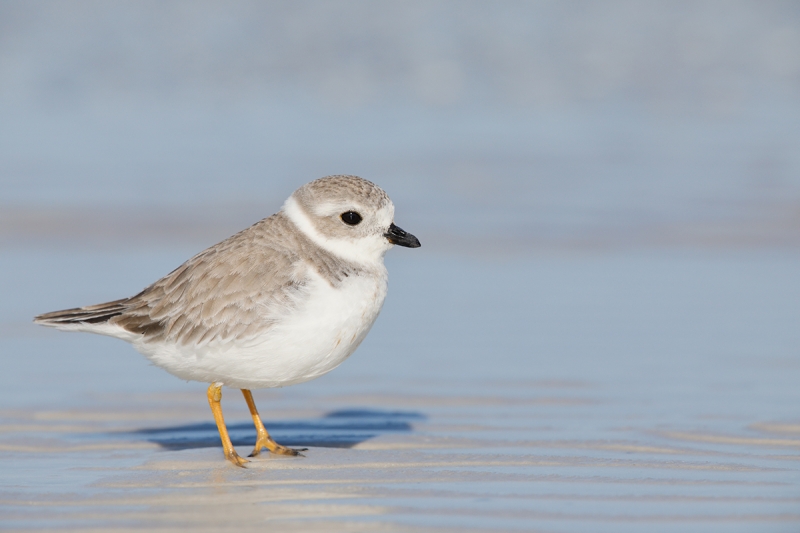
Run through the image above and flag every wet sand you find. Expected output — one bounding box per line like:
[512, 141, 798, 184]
[2, 246, 799, 532]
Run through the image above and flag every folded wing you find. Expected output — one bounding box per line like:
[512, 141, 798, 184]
[35, 215, 309, 347]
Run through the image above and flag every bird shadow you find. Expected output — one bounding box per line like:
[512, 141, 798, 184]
[130, 408, 426, 450]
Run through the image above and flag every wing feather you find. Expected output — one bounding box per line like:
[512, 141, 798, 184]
[109, 215, 309, 346]
[35, 211, 359, 348]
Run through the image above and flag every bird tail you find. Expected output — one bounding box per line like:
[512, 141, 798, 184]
[34, 298, 130, 328]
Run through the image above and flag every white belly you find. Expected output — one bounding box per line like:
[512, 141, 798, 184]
[134, 269, 388, 389]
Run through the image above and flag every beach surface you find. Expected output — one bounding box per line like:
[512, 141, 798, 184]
[3, 246, 799, 532]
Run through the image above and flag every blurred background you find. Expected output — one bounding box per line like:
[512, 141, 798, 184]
[2, 0, 799, 251]
[2, 2, 800, 530]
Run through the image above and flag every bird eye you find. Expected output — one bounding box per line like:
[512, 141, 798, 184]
[340, 211, 362, 225]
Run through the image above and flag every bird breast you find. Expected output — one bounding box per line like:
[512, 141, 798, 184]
[136, 266, 389, 389]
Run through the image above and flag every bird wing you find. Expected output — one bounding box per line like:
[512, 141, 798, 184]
[35, 214, 313, 347]
[112, 215, 310, 346]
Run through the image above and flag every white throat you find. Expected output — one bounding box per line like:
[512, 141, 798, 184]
[282, 195, 390, 266]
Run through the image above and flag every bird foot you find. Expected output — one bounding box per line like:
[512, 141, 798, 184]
[226, 449, 250, 467]
[249, 435, 307, 457]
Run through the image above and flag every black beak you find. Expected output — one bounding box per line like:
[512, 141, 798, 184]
[385, 223, 421, 248]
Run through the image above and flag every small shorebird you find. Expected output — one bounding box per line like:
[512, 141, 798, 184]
[35, 175, 420, 466]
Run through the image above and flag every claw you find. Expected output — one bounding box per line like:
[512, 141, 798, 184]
[249, 437, 307, 457]
[227, 450, 250, 467]
[241, 389, 307, 459]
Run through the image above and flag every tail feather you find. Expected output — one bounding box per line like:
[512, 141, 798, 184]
[34, 298, 130, 326]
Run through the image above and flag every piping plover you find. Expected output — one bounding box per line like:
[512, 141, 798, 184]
[35, 175, 420, 466]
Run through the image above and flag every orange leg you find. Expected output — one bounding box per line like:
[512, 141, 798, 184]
[241, 389, 307, 457]
[207, 383, 249, 467]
